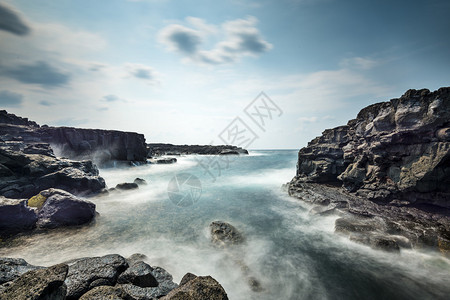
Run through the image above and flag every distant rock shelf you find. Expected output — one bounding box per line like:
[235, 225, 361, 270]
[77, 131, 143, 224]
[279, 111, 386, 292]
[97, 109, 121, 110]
[288, 87, 450, 255]
[147, 143, 248, 157]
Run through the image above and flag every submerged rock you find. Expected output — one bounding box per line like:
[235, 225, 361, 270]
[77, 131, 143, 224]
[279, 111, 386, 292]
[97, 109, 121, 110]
[161, 276, 228, 300]
[115, 183, 139, 190]
[210, 221, 245, 247]
[133, 178, 147, 186]
[0, 263, 68, 300]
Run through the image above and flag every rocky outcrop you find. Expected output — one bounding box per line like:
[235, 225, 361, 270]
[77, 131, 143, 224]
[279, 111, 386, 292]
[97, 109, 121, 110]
[1, 254, 226, 299]
[210, 221, 245, 247]
[0, 189, 96, 237]
[148, 143, 248, 156]
[0, 110, 148, 165]
[289, 87, 450, 253]
[0, 142, 105, 199]
[293, 87, 450, 207]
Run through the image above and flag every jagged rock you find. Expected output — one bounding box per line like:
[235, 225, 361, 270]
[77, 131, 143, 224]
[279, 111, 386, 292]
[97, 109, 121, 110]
[34, 188, 96, 229]
[147, 143, 248, 156]
[79, 286, 133, 300]
[134, 178, 147, 186]
[64, 254, 128, 300]
[161, 276, 228, 300]
[0, 258, 42, 284]
[289, 87, 450, 252]
[0, 143, 105, 199]
[115, 183, 139, 190]
[126, 253, 148, 265]
[117, 261, 158, 288]
[0, 263, 68, 300]
[0, 197, 37, 236]
[210, 221, 245, 247]
[179, 273, 197, 286]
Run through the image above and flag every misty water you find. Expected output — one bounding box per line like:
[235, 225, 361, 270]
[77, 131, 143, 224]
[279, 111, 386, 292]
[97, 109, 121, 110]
[1, 150, 449, 299]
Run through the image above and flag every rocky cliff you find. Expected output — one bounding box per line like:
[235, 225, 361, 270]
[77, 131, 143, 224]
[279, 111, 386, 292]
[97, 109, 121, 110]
[148, 143, 248, 156]
[293, 87, 450, 208]
[0, 110, 148, 164]
[289, 87, 450, 254]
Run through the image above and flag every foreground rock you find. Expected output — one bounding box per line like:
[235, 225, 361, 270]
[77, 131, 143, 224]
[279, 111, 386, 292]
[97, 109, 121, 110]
[0, 110, 148, 165]
[289, 87, 450, 253]
[0, 254, 226, 299]
[161, 275, 228, 300]
[0, 189, 96, 237]
[0, 141, 105, 199]
[148, 143, 248, 156]
[0, 263, 68, 300]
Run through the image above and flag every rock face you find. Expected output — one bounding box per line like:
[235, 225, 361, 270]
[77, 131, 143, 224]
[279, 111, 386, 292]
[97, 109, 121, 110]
[0, 198, 37, 235]
[0, 258, 42, 285]
[0, 110, 148, 165]
[0, 142, 105, 199]
[294, 87, 450, 207]
[289, 87, 450, 253]
[161, 275, 228, 300]
[148, 143, 248, 156]
[0, 263, 68, 300]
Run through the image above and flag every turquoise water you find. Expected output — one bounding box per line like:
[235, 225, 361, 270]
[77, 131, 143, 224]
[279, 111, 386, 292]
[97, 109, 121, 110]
[1, 150, 450, 299]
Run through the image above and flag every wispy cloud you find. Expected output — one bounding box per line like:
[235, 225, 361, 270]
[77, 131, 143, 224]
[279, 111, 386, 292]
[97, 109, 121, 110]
[39, 100, 54, 106]
[2, 61, 70, 88]
[0, 3, 30, 36]
[158, 16, 272, 65]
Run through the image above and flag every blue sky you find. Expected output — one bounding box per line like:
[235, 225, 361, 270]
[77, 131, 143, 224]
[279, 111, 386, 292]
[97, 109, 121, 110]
[0, 0, 449, 149]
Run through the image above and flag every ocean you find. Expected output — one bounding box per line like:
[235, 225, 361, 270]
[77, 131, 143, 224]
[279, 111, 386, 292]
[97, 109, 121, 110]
[1, 150, 449, 299]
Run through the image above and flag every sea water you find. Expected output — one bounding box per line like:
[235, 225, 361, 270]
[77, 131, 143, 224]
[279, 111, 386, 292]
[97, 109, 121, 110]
[1, 150, 449, 299]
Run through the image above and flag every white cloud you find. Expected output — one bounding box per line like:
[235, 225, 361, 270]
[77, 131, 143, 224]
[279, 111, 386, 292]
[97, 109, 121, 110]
[158, 16, 272, 65]
[340, 56, 378, 70]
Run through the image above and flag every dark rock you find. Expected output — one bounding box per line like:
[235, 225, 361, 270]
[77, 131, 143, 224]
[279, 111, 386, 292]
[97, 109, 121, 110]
[34, 188, 96, 229]
[79, 286, 133, 300]
[150, 157, 177, 164]
[126, 253, 148, 265]
[133, 178, 147, 186]
[0, 143, 105, 199]
[117, 261, 158, 288]
[289, 87, 450, 252]
[0, 197, 37, 236]
[161, 276, 228, 300]
[64, 254, 128, 299]
[210, 221, 245, 247]
[219, 149, 240, 155]
[115, 183, 139, 190]
[150, 266, 178, 291]
[147, 143, 248, 156]
[1, 263, 68, 300]
[0, 258, 42, 284]
[179, 273, 197, 286]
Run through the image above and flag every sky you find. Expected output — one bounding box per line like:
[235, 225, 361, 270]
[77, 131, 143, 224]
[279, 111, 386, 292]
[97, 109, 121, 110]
[0, 0, 449, 149]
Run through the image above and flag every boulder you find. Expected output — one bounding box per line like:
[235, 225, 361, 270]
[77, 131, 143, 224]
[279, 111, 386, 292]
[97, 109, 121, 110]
[117, 261, 158, 288]
[0, 197, 37, 236]
[35, 189, 96, 229]
[161, 276, 228, 300]
[0, 263, 68, 300]
[115, 183, 139, 190]
[0, 258, 42, 284]
[133, 178, 147, 186]
[210, 221, 245, 247]
[79, 286, 133, 300]
[64, 254, 128, 299]
[179, 273, 197, 286]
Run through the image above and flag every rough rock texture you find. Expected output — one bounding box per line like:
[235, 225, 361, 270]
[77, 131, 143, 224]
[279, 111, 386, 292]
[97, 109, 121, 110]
[0, 142, 105, 199]
[64, 254, 128, 300]
[0, 198, 37, 236]
[161, 276, 228, 300]
[0, 258, 42, 285]
[0, 263, 68, 300]
[210, 221, 245, 247]
[79, 286, 134, 300]
[117, 261, 158, 288]
[0, 110, 148, 165]
[148, 143, 248, 156]
[35, 188, 96, 229]
[289, 87, 450, 253]
[294, 87, 450, 207]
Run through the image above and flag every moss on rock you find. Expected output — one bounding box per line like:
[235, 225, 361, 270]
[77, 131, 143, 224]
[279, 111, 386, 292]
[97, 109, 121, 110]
[27, 193, 47, 209]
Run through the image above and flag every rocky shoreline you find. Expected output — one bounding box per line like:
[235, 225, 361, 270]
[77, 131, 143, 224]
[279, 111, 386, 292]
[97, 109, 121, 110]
[0, 253, 228, 300]
[147, 143, 248, 156]
[288, 87, 450, 255]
